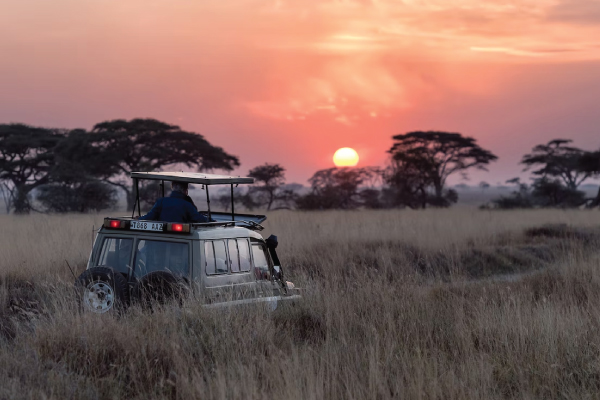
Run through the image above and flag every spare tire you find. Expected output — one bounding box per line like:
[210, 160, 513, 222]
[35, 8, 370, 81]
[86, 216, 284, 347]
[76, 267, 130, 314]
[132, 271, 189, 308]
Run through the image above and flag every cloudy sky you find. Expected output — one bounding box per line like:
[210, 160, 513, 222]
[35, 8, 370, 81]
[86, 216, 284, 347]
[1, 0, 600, 184]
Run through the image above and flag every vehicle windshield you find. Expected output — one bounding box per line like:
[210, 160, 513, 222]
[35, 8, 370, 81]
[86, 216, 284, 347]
[134, 240, 189, 278]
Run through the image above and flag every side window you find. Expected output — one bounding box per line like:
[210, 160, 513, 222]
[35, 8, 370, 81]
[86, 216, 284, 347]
[98, 238, 133, 274]
[252, 245, 270, 281]
[238, 239, 251, 272]
[206, 239, 252, 275]
[206, 240, 228, 275]
[134, 240, 189, 278]
[205, 241, 216, 275]
[228, 239, 240, 273]
[214, 241, 228, 274]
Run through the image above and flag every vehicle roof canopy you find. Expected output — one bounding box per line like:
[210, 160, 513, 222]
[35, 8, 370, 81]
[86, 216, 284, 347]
[131, 171, 254, 185]
[128, 171, 259, 223]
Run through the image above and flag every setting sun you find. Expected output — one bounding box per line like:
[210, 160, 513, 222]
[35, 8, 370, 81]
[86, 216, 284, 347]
[333, 147, 359, 167]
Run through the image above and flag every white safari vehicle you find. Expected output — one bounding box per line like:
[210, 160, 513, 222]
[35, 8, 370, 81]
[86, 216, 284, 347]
[77, 171, 300, 313]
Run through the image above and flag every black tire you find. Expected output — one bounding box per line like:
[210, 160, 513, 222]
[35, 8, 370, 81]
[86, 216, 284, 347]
[76, 267, 130, 313]
[132, 271, 190, 308]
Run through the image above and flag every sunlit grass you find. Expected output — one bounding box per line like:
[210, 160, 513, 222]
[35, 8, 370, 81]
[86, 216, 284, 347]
[1, 209, 600, 399]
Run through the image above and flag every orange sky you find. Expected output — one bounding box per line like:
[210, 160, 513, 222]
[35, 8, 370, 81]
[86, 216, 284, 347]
[1, 0, 600, 185]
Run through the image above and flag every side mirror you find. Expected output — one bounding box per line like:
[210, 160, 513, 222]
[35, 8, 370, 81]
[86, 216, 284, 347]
[265, 235, 278, 249]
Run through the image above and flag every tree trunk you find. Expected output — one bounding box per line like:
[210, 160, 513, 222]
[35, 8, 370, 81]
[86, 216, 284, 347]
[267, 190, 274, 211]
[127, 182, 136, 212]
[0, 185, 12, 214]
[13, 185, 31, 214]
[433, 179, 443, 202]
[103, 180, 133, 212]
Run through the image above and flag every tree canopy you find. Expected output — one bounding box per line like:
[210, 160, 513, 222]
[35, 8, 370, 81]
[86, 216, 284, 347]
[247, 163, 287, 210]
[90, 119, 240, 208]
[0, 119, 241, 214]
[387, 131, 497, 207]
[297, 167, 379, 210]
[37, 129, 118, 213]
[0, 124, 64, 213]
[521, 139, 591, 190]
[488, 176, 586, 210]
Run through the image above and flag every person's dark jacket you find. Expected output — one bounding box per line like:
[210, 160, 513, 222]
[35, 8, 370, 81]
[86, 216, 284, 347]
[139, 191, 208, 223]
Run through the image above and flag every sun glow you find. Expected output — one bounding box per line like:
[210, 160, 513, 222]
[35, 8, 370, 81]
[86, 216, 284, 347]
[333, 147, 359, 167]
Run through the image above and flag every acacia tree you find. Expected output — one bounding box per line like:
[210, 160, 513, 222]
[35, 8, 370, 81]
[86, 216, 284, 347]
[382, 158, 433, 208]
[387, 131, 497, 207]
[90, 119, 240, 209]
[247, 163, 286, 210]
[521, 139, 591, 190]
[531, 177, 585, 207]
[0, 124, 64, 213]
[296, 167, 379, 210]
[37, 129, 118, 213]
[490, 173, 588, 209]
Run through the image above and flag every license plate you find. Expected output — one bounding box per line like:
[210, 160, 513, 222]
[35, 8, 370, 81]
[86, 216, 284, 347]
[130, 221, 164, 232]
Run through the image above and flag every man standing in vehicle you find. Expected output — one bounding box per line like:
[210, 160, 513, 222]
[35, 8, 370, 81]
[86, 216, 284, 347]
[138, 181, 209, 223]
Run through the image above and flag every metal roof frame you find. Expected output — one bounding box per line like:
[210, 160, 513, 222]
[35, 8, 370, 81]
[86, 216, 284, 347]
[129, 171, 255, 222]
[130, 171, 254, 185]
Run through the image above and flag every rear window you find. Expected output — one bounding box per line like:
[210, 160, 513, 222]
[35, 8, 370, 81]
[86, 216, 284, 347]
[134, 240, 189, 277]
[98, 238, 133, 274]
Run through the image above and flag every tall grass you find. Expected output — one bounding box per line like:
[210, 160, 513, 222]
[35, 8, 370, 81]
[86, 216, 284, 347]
[1, 210, 600, 399]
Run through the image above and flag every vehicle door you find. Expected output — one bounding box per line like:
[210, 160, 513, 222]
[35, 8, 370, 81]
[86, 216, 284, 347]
[202, 238, 257, 303]
[131, 236, 192, 283]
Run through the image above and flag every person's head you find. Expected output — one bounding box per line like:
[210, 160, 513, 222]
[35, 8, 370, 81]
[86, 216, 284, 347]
[171, 181, 189, 195]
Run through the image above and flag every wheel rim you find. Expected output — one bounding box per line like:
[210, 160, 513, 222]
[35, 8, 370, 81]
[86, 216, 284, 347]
[83, 281, 115, 313]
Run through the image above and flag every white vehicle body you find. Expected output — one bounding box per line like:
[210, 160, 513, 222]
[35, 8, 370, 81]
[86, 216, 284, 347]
[77, 171, 300, 313]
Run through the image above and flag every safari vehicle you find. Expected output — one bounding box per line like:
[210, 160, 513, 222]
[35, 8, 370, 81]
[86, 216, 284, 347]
[77, 171, 300, 313]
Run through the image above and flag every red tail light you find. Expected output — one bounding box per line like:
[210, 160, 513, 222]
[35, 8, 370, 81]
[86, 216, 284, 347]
[110, 220, 121, 228]
[167, 223, 190, 233]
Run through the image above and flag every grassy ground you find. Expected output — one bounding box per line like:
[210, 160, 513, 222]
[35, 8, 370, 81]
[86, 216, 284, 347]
[2, 209, 600, 399]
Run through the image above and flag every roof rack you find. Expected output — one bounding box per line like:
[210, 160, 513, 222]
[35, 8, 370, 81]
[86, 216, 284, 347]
[102, 217, 265, 233]
[131, 171, 254, 185]
[129, 171, 255, 222]
[192, 220, 265, 231]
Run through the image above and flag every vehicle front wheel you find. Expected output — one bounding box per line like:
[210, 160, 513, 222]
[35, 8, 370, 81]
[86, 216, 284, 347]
[76, 267, 130, 314]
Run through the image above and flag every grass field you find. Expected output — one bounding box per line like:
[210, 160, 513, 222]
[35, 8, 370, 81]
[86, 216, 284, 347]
[2, 209, 600, 399]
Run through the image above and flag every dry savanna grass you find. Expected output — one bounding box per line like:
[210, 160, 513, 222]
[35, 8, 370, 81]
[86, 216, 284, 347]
[2, 209, 600, 399]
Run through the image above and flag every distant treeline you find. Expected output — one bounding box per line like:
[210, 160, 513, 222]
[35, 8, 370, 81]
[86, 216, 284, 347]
[237, 137, 600, 211]
[1, 119, 600, 213]
[0, 119, 239, 214]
